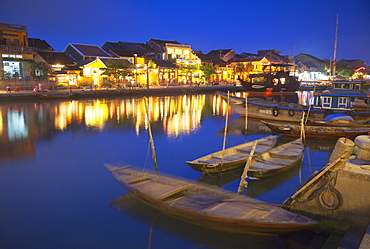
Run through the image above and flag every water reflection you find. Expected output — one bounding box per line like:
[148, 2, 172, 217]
[0, 94, 230, 161]
[109, 193, 284, 249]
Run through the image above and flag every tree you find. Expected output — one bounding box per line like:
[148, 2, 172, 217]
[179, 64, 198, 84]
[199, 63, 216, 83]
[100, 60, 134, 83]
[23, 60, 50, 79]
[336, 65, 354, 79]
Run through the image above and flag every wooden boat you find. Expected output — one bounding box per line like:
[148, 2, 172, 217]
[38, 93, 73, 99]
[218, 92, 370, 123]
[307, 114, 370, 128]
[248, 138, 304, 178]
[186, 135, 278, 173]
[238, 64, 300, 93]
[262, 120, 370, 139]
[105, 165, 318, 235]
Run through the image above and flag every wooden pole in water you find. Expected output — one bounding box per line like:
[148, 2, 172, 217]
[300, 112, 306, 142]
[220, 91, 230, 172]
[144, 98, 159, 174]
[245, 93, 249, 134]
[237, 140, 258, 195]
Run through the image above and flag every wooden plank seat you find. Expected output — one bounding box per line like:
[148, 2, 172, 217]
[197, 159, 222, 164]
[212, 153, 249, 161]
[237, 145, 270, 154]
[251, 158, 295, 170]
[137, 181, 191, 200]
[270, 149, 302, 158]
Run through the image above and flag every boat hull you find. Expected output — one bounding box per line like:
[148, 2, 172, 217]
[262, 121, 370, 139]
[248, 139, 304, 178]
[219, 93, 370, 123]
[186, 135, 278, 173]
[106, 166, 318, 235]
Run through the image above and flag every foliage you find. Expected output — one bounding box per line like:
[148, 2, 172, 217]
[179, 64, 198, 83]
[336, 65, 354, 79]
[57, 83, 69, 88]
[23, 60, 50, 79]
[199, 63, 216, 83]
[100, 60, 134, 82]
[79, 82, 92, 87]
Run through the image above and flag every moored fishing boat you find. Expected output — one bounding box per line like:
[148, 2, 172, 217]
[105, 165, 318, 235]
[186, 135, 278, 173]
[247, 138, 304, 178]
[238, 64, 300, 93]
[38, 93, 74, 99]
[262, 120, 370, 139]
[218, 86, 370, 123]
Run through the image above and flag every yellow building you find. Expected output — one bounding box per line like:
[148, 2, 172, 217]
[0, 23, 35, 81]
[228, 57, 272, 81]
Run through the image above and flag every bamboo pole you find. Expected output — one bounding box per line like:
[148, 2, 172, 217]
[245, 93, 249, 134]
[286, 151, 350, 205]
[220, 91, 230, 172]
[144, 98, 159, 174]
[237, 140, 258, 195]
[300, 112, 306, 142]
[304, 84, 316, 125]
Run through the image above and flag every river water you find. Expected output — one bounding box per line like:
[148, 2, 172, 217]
[0, 92, 336, 249]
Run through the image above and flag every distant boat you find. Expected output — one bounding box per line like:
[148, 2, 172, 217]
[186, 135, 278, 173]
[105, 165, 318, 235]
[238, 64, 300, 93]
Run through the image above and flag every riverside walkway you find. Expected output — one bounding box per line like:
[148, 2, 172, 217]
[0, 85, 243, 102]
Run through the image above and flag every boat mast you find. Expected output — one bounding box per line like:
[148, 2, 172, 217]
[332, 14, 339, 79]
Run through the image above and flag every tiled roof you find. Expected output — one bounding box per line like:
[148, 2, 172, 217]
[193, 51, 228, 66]
[100, 58, 131, 66]
[154, 60, 178, 68]
[28, 38, 54, 51]
[150, 39, 181, 45]
[230, 57, 266, 63]
[71, 43, 111, 57]
[207, 49, 233, 57]
[38, 51, 75, 65]
[109, 49, 138, 57]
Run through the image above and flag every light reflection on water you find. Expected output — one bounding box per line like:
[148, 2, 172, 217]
[0, 92, 333, 249]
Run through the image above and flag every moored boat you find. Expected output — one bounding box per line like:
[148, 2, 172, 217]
[262, 120, 370, 139]
[248, 138, 304, 178]
[238, 64, 300, 93]
[105, 165, 318, 235]
[218, 89, 370, 123]
[186, 135, 278, 173]
[38, 93, 73, 99]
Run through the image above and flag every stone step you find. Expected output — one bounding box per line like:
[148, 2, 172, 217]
[338, 226, 366, 249]
[321, 231, 344, 249]
[359, 225, 370, 249]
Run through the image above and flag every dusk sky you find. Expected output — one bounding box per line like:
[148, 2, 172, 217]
[1, 0, 370, 64]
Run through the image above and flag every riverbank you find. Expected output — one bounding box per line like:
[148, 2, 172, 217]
[0, 85, 244, 102]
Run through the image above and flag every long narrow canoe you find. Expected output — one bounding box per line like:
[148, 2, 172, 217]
[262, 121, 370, 139]
[105, 165, 318, 235]
[248, 138, 304, 178]
[186, 135, 278, 173]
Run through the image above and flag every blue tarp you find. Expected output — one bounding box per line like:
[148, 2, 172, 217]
[323, 114, 354, 122]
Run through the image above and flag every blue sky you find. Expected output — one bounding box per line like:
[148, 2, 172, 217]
[1, 0, 370, 64]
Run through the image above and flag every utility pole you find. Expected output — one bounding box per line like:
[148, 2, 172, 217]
[332, 14, 339, 79]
